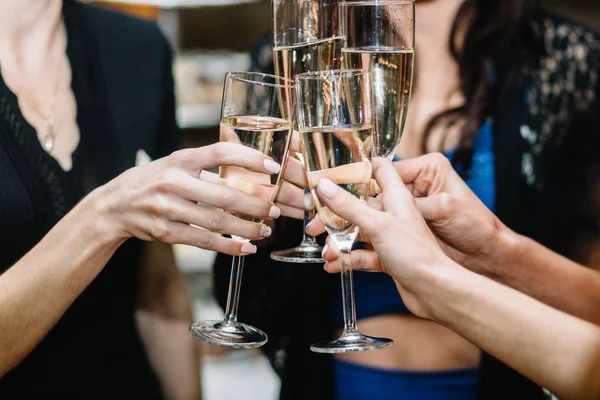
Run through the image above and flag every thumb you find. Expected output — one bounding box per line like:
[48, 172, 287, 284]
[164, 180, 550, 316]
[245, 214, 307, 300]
[414, 193, 454, 223]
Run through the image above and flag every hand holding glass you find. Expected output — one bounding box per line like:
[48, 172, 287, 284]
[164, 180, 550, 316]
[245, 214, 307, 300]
[295, 69, 394, 353]
[270, 0, 344, 263]
[189, 72, 293, 348]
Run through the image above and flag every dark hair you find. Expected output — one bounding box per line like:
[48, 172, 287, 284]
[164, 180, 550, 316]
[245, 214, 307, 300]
[423, 0, 545, 169]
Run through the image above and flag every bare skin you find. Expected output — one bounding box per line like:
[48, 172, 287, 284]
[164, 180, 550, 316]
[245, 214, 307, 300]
[334, 0, 481, 373]
[310, 158, 600, 400]
[0, 1, 304, 397]
[310, 154, 600, 327]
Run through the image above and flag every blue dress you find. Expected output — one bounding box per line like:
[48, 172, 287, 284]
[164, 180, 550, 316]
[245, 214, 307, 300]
[333, 120, 496, 400]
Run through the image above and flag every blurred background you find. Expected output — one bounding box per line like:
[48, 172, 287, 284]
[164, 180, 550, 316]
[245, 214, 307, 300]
[95, 1, 600, 399]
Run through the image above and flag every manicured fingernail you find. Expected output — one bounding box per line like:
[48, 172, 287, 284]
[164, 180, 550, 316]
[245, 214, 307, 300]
[321, 244, 328, 258]
[241, 243, 257, 254]
[264, 159, 281, 174]
[304, 192, 315, 210]
[317, 178, 338, 198]
[305, 219, 314, 231]
[260, 225, 272, 238]
[269, 206, 281, 219]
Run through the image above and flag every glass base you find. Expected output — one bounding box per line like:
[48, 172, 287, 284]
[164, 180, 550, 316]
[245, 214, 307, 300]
[310, 332, 393, 354]
[270, 242, 325, 263]
[189, 320, 268, 349]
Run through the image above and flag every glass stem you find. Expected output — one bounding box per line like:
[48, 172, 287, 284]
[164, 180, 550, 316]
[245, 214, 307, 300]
[340, 248, 358, 334]
[301, 189, 318, 245]
[224, 255, 245, 325]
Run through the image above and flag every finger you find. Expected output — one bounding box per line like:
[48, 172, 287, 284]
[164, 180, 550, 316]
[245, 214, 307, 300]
[415, 193, 454, 222]
[289, 130, 302, 154]
[322, 237, 340, 262]
[282, 156, 308, 188]
[172, 172, 281, 220]
[315, 179, 382, 234]
[393, 153, 467, 198]
[167, 197, 272, 241]
[370, 179, 382, 195]
[356, 230, 373, 244]
[323, 250, 383, 274]
[276, 202, 304, 219]
[372, 157, 413, 215]
[275, 180, 305, 210]
[156, 222, 258, 256]
[168, 142, 282, 176]
[306, 214, 327, 237]
[366, 196, 383, 211]
[392, 153, 448, 186]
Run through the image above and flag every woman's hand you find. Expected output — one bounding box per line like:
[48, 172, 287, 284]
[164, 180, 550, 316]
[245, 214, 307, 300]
[392, 153, 510, 278]
[309, 153, 511, 279]
[91, 142, 285, 256]
[273, 131, 308, 220]
[309, 158, 455, 318]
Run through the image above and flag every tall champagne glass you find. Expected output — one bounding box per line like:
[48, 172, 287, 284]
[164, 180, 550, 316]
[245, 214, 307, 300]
[189, 72, 294, 348]
[342, 0, 415, 159]
[270, 0, 344, 263]
[295, 69, 394, 353]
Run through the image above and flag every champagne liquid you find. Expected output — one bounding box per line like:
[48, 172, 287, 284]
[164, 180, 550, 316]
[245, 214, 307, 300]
[273, 36, 345, 81]
[220, 116, 292, 229]
[301, 124, 373, 245]
[343, 47, 414, 159]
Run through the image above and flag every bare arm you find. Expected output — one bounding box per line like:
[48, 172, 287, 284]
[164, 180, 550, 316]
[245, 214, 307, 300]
[315, 153, 600, 325]
[0, 143, 285, 377]
[314, 158, 600, 399]
[136, 241, 201, 400]
[425, 261, 600, 400]
[0, 192, 122, 377]
[487, 231, 600, 325]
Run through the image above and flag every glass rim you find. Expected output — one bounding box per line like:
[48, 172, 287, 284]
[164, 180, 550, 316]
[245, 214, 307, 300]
[294, 68, 370, 81]
[226, 71, 294, 88]
[340, 0, 414, 5]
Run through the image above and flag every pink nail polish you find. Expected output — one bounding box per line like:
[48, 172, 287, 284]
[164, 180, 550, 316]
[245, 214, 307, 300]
[260, 225, 272, 238]
[241, 243, 257, 254]
[269, 206, 281, 219]
[318, 179, 338, 198]
[264, 159, 281, 174]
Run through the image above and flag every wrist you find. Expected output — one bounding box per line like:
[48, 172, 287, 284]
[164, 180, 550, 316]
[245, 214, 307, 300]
[410, 257, 467, 321]
[484, 224, 526, 284]
[424, 260, 479, 325]
[79, 186, 128, 248]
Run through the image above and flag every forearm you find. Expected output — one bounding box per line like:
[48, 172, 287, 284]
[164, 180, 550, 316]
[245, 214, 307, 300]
[424, 264, 600, 400]
[136, 307, 200, 400]
[488, 230, 600, 324]
[0, 193, 121, 376]
[137, 242, 200, 400]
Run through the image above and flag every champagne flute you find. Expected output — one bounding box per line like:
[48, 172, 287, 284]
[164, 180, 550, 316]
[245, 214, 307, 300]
[270, 0, 344, 263]
[341, 0, 415, 160]
[295, 69, 394, 353]
[189, 72, 294, 348]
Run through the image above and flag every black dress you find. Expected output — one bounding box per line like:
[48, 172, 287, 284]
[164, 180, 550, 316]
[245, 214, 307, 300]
[0, 1, 179, 398]
[215, 13, 600, 400]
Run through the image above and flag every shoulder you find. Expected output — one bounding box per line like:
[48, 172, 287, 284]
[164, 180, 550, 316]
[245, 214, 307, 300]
[537, 14, 600, 106]
[524, 13, 600, 136]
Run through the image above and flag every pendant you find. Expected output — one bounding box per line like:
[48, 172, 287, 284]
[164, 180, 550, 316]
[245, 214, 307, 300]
[43, 117, 55, 153]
